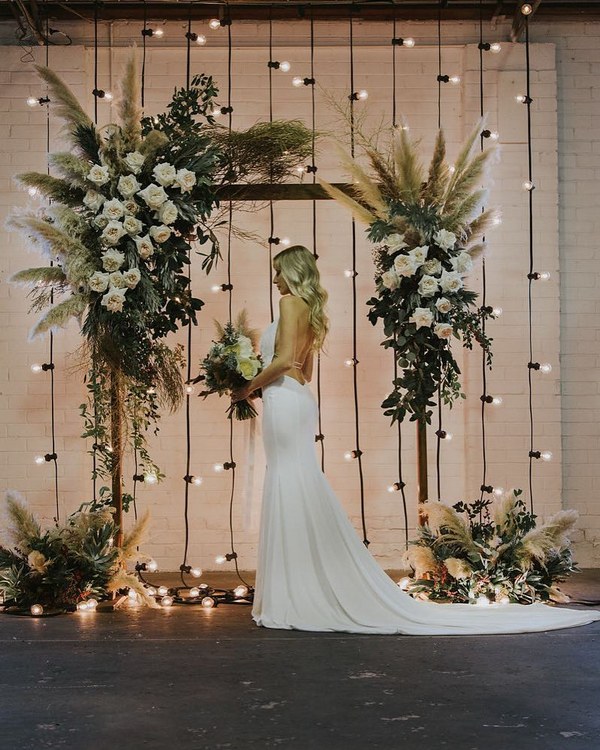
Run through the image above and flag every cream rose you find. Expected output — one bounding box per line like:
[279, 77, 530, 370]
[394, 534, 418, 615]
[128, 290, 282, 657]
[409, 307, 434, 329]
[101, 220, 127, 247]
[433, 228, 457, 251]
[108, 271, 126, 289]
[418, 274, 439, 298]
[27, 550, 49, 574]
[451, 252, 473, 276]
[88, 271, 110, 293]
[101, 286, 127, 312]
[422, 258, 442, 276]
[174, 168, 197, 192]
[123, 199, 139, 215]
[435, 297, 453, 314]
[238, 357, 260, 380]
[135, 235, 154, 259]
[93, 214, 109, 229]
[117, 174, 141, 199]
[102, 198, 125, 221]
[149, 224, 171, 244]
[123, 267, 141, 289]
[138, 183, 168, 209]
[123, 150, 146, 174]
[381, 269, 401, 290]
[101, 249, 125, 272]
[123, 215, 143, 236]
[385, 232, 407, 252]
[440, 270, 464, 294]
[153, 162, 178, 187]
[157, 200, 178, 226]
[83, 190, 105, 212]
[393, 254, 419, 278]
[87, 164, 110, 186]
[409, 245, 429, 266]
[434, 323, 453, 339]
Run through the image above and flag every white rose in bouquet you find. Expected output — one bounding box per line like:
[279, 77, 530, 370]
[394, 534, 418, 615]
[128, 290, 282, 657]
[87, 164, 110, 186]
[435, 297, 453, 314]
[88, 271, 110, 293]
[451, 252, 473, 276]
[157, 200, 178, 226]
[102, 198, 125, 221]
[149, 224, 171, 244]
[138, 183, 168, 209]
[93, 214, 109, 230]
[409, 307, 434, 329]
[238, 357, 261, 380]
[433, 229, 457, 251]
[123, 151, 146, 174]
[409, 245, 429, 266]
[123, 199, 139, 215]
[135, 234, 154, 259]
[117, 174, 141, 199]
[422, 258, 442, 276]
[83, 190, 105, 212]
[440, 270, 464, 294]
[101, 249, 125, 272]
[433, 323, 453, 339]
[418, 274, 439, 298]
[123, 215, 143, 236]
[394, 254, 420, 278]
[101, 286, 127, 313]
[385, 233, 407, 252]
[381, 269, 401, 290]
[174, 168, 197, 192]
[108, 271, 127, 289]
[101, 220, 127, 246]
[123, 267, 141, 289]
[235, 335, 254, 358]
[153, 163, 178, 187]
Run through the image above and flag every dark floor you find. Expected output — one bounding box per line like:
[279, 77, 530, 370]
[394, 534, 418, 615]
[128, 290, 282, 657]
[1, 570, 599, 750]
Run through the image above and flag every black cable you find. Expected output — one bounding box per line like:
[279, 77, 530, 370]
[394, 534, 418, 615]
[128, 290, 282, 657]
[90, 1, 100, 506]
[348, 14, 369, 547]
[268, 8, 275, 323]
[437, 0, 442, 130]
[141, 0, 147, 108]
[435, 0, 444, 497]
[525, 16, 535, 513]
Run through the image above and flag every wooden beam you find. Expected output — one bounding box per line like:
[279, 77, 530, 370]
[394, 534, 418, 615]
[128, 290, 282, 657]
[215, 183, 354, 201]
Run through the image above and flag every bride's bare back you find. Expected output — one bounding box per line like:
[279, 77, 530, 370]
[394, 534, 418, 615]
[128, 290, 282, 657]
[273, 294, 314, 385]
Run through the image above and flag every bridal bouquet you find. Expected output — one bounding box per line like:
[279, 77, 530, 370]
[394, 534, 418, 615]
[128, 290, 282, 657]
[195, 311, 262, 420]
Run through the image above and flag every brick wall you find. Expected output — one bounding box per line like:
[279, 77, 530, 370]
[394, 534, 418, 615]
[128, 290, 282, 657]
[0, 16, 598, 569]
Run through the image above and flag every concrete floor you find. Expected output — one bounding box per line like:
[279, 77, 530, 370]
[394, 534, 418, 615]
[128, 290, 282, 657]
[1, 570, 599, 750]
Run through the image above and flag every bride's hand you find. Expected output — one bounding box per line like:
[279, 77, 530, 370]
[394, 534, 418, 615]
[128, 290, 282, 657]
[231, 385, 252, 403]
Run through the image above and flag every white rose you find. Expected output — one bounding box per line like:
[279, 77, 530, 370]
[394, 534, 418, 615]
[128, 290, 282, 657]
[174, 168, 197, 193]
[149, 224, 171, 244]
[88, 271, 110, 293]
[433, 229, 457, 251]
[101, 220, 127, 247]
[394, 254, 419, 278]
[123, 199, 139, 215]
[418, 274, 439, 298]
[87, 164, 110, 186]
[123, 215, 143, 236]
[422, 259, 442, 276]
[83, 190, 105, 212]
[101, 286, 127, 313]
[385, 233, 407, 252]
[381, 269, 401, 290]
[135, 234, 155, 259]
[409, 307, 434, 329]
[124, 151, 146, 174]
[138, 183, 168, 209]
[153, 162, 178, 187]
[451, 252, 474, 276]
[93, 214, 109, 229]
[435, 297, 453, 314]
[409, 245, 429, 266]
[434, 323, 453, 339]
[102, 198, 125, 221]
[440, 270, 464, 294]
[157, 200, 178, 226]
[117, 174, 141, 199]
[27, 550, 48, 573]
[123, 267, 141, 289]
[238, 357, 261, 380]
[108, 271, 127, 289]
[101, 249, 125, 272]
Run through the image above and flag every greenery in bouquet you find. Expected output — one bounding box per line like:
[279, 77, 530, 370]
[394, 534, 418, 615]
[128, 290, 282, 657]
[403, 491, 578, 605]
[320, 119, 497, 425]
[0, 491, 155, 613]
[194, 311, 262, 420]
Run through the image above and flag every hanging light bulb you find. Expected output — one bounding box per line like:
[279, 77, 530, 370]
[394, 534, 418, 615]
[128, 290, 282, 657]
[404, 38, 416, 48]
[34, 455, 45, 465]
[357, 89, 369, 100]
[146, 586, 157, 597]
[344, 451, 353, 461]
[215, 554, 227, 565]
[144, 472, 158, 485]
[234, 585, 249, 598]
[154, 28, 164, 38]
[157, 586, 169, 597]
[344, 269, 357, 278]
[344, 358, 357, 367]
[30, 604, 44, 616]
[147, 559, 158, 572]
[279, 61, 291, 72]
[201, 596, 216, 608]
[522, 180, 534, 191]
[541, 451, 553, 462]
[195, 34, 207, 45]
[493, 487, 504, 496]
[292, 76, 303, 87]
[492, 396, 503, 406]
[192, 476, 203, 486]
[492, 306, 503, 316]
[185, 385, 195, 395]
[191, 567, 202, 578]
[280, 237, 291, 246]
[209, 18, 222, 30]
[449, 75, 461, 85]
[539, 271, 551, 281]
[397, 577, 411, 591]
[521, 3, 533, 15]
[490, 42, 502, 53]
[26, 96, 39, 107]
[189, 587, 200, 598]
[540, 363, 552, 374]
[213, 463, 224, 473]
[161, 595, 173, 607]
[30, 363, 43, 373]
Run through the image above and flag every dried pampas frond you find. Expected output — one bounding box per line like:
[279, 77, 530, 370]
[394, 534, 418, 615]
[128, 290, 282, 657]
[422, 502, 480, 558]
[334, 144, 388, 218]
[317, 178, 377, 226]
[3, 490, 41, 553]
[106, 568, 160, 608]
[517, 509, 579, 567]
[444, 556, 473, 580]
[119, 510, 150, 562]
[34, 65, 94, 136]
[15, 173, 83, 205]
[49, 153, 92, 186]
[30, 294, 87, 339]
[10, 266, 67, 286]
[421, 129, 449, 205]
[407, 545, 438, 578]
[117, 53, 142, 151]
[392, 122, 424, 203]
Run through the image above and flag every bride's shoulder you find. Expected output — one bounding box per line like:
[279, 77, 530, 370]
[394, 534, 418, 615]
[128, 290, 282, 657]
[279, 294, 309, 314]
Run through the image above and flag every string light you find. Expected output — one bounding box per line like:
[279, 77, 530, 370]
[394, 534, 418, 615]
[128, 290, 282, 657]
[344, 357, 358, 367]
[26, 95, 50, 107]
[186, 32, 207, 45]
[490, 42, 502, 53]
[392, 37, 415, 48]
[143, 472, 158, 485]
[161, 595, 174, 607]
[209, 18, 231, 30]
[349, 89, 369, 101]
[234, 585, 249, 598]
[344, 269, 357, 278]
[435, 430, 452, 441]
[213, 463, 224, 472]
[492, 306, 503, 316]
[268, 60, 291, 72]
[492, 396, 503, 406]
[516, 93, 533, 104]
[157, 586, 169, 597]
[185, 385, 195, 395]
[493, 487, 504, 496]
[344, 449, 362, 461]
[191, 567, 202, 577]
[292, 76, 316, 87]
[189, 587, 200, 597]
[521, 3, 533, 15]
[147, 559, 158, 572]
[482, 129, 499, 141]
[92, 88, 113, 101]
[141, 27, 164, 38]
[30, 604, 44, 616]
[397, 577, 410, 590]
[201, 596, 216, 608]
[540, 363, 552, 374]
[387, 482, 404, 493]
[522, 180, 535, 191]
[28, 187, 39, 197]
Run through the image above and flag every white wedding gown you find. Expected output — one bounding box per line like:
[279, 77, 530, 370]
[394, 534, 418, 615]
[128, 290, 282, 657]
[251, 319, 600, 635]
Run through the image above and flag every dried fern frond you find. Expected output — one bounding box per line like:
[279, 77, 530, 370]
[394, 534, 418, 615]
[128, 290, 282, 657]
[117, 52, 142, 151]
[334, 144, 388, 218]
[3, 490, 41, 553]
[30, 294, 87, 338]
[49, 153, 91, 186]
[317, 178, 377, 226]
[10, 266, 67, 286]
[392, 123, 424, 203]
[15, 172, 83, 205]
[34, 65, 93, 135]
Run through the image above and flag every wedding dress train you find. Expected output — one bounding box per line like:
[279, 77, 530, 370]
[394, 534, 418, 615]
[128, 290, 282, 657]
[251, 320, 600, 635]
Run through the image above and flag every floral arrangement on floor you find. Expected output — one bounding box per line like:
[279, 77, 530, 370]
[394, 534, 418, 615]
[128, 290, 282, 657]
[193, 311, 262, 420]
[402, 491, 578, 605]
[0, 491, 155, 614]
[320, 119, 497, 425]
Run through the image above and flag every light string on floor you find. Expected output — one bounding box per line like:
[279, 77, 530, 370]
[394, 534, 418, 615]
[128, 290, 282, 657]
[347, 13, 369, 547]
[389, 12, 409, 549]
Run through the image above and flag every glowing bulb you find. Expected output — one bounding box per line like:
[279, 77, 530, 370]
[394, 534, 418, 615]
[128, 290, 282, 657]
[357, 89, 369, 100]
[492, 306, 503, 316]
[444, 432, 453, 441]
[209, 18, 222, 30]
[34, 455, 45, 465]
[521, 3, 533, 15]
[476, 595, 490, 607]
[234, 585, 249, 597]
[344, 269, 356, 278]
[492, 396, 503, 406]
[215, 554, 227, 565]
[539, 271, 551, 281]
[540, 363, 552, 374]
[490, 42, 502, 53]
[195, 34, 207, 45]
[157, 586, 168, 597]
[199, 583, 209, 589]
[449, 75, 461, 85]
[387, 484, 397, 493]
[144, 472, 158, 485]
[493, 487, 504, 496]
[28, 187, 39, 197]
[279, 61, 291, 72]
[397, 577, 411, 591]
[492, 214, 502, 226]
[516, 94, 527, 104]
[128, 590, 140, 604]
[185, 385, 195, 395]
[153, 28, 164, 38]
[87, 598, 98, 609]
[209, 108, 222, 119]
[448, 165, 456, 174]
[77, 601, 90, 611]
[189, 587, 200, 597]
[191, 567, 202, 577]
[30, 604, 44, 616]
[541, 451, 553, 462]
[211, 284, 222, 293]
[281, 237, 291, 246]
[522, 180, 534, 191]
[404, 38, 415, 48]
[192, 476, 203, 486]
[295, 164, 305, 174]
[292, 76, 303, 87]
[31, 363, 43, 373]
[104, 91, 113, 101]
[201, 596, 215, 608]
[26, 96, 38, 107]
[213, 463, 224, 473]
[488, 131, 499, 141]
[161, 595, 173, 607]
[344, 451, 353, 461]
[344, 358, 355, 368]
[146, 587, 157, 596]
[147, 559, 158, 572]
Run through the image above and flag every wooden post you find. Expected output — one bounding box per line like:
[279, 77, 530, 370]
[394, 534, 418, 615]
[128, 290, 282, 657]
[110, 367, 124, 548]
[416, 421, 428, 525]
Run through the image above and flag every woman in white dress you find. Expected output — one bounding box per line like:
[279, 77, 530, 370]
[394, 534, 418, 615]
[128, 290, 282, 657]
[232, 245, 599, 635]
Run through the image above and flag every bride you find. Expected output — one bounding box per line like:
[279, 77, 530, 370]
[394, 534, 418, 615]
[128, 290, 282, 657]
[232, 245, 599, 635]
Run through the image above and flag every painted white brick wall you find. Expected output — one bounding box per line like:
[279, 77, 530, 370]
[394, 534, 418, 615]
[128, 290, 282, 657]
[0, 16, 597, 569]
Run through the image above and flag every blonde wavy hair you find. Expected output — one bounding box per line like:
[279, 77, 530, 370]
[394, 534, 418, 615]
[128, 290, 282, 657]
[273, 245, 329, 351]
